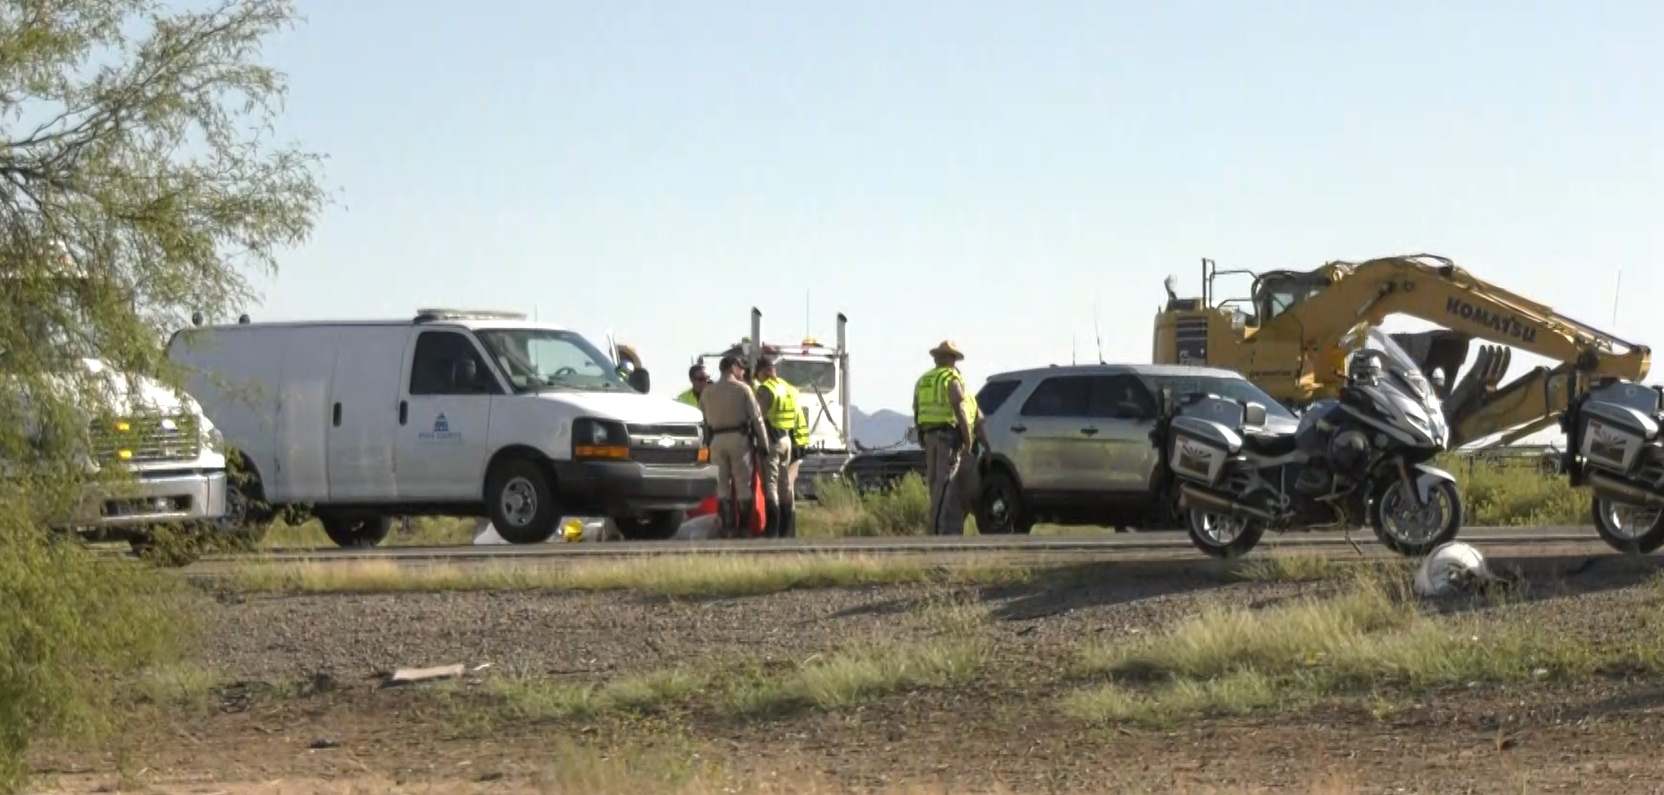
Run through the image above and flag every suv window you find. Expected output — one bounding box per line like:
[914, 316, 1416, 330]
[1019, 375, 1092, 417]
[409, 330, 500, 396]
[1144, 374, 1296, 419]
[1086, 374, 1157, 419]
[975, 379, 1021, 416]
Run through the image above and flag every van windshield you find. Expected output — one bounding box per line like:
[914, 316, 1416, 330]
[475, 328, 627, 393]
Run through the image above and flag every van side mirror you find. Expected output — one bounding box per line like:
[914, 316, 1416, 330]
[1243, 401, 1267, 427]
[1115, 401, 1146, 419]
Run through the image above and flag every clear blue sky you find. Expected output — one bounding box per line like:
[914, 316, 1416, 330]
[254, 0, 1662, 431]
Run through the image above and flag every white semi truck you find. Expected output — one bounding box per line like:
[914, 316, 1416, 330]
[696, 308, 852, 500]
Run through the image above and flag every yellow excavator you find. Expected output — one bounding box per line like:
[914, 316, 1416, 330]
[1152, 253, 1650, 448]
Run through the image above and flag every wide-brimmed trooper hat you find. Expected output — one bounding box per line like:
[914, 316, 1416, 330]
[929, 340, 964, 361]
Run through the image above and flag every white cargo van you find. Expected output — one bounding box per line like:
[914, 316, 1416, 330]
[164, 308, 717, 545]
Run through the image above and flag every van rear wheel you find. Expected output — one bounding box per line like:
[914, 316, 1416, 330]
[486, 459, 560, 544]
[318, 512, 390, 548]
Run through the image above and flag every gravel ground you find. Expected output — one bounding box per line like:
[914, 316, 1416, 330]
[35, 557, 1664, 794]
[192, 562, 1278, 683]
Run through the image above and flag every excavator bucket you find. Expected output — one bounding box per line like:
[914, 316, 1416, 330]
[1389, 329, 1472, 399]
[1442, 345, 1513, 444]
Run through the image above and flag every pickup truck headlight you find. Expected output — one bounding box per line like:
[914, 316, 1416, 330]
[204, 425, 224, 453]
[572, 418, 630, 461]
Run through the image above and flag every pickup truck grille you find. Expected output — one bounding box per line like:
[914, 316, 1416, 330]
[88, 414, 201, 464]
[626, 423, 704, 466]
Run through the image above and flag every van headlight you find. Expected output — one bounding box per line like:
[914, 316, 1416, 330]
[572, 418, 630, 460]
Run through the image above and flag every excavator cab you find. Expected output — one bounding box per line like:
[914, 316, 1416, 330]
[1249, 270, 1332, 326]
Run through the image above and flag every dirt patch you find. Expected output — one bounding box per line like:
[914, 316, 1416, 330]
[32, 560, 1664, 794]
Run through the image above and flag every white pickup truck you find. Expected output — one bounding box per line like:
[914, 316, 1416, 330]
[2, 245, 228, 551]
[50, 358, 231, 545]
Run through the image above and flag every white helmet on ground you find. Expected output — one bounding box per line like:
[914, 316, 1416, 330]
[1413, 541, 1490, 598]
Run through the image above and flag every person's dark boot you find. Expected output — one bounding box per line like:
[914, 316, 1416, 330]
[736, 500, 756, 537]
[779, 504, 796, 538]
[763, 501, 780, 539]
[717, 499, 735, 537]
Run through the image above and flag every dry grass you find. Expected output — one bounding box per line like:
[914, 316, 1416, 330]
[221, 553, 1038, 598]
[438, 597, 989, 726]
[462, 635, 983, 724]
[1443, 453, 1585, 526]
[1063, 570, 1664, 726]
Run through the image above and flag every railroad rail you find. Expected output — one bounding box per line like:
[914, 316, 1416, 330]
[205, 525, 1596, 564]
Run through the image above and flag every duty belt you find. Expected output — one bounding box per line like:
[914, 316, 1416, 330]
[710, 426, 748, 435]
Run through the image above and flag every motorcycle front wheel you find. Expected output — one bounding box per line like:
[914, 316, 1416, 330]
[1185, 508, 1266, 559]
[1590, 496, 1664, 554]
[1371, 478, 1463, 556]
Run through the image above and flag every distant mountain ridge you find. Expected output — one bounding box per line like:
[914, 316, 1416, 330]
[849, 406, 912, 449]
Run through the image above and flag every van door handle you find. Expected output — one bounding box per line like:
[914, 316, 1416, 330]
[399, 401, 408, 425]
[1080, 426, 1099, 436]
[332, 402, 341, 427]
[1010, 425, 1027, 434]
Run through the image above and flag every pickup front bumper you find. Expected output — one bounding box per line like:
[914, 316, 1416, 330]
[65, 469, 229, 530]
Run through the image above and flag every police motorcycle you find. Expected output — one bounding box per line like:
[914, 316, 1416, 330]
[1153, 324, 1464, 559]
[1558, 376, 1664, 553]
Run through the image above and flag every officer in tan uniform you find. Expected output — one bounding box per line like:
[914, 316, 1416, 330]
[913, 341, 973, 535]
[700, 355, 770, 536]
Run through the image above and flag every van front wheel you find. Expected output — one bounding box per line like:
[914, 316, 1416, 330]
[487, 459, 560, 544]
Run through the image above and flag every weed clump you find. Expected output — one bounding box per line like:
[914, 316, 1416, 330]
[0, 495, 190, 790]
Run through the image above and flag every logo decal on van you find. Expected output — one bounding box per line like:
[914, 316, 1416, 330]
[418, 412, 463, 444]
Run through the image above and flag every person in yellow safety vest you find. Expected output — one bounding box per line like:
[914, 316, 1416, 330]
[913, 340, 973, 535]
[753, 355, 804, 538]
[676, 363, 709, 408]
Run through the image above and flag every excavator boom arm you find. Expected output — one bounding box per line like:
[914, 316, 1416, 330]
[1340, 256, 1648, 380]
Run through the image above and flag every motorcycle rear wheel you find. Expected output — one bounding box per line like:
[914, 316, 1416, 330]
[1371, 479, 1462, 556]
[1185, 508, 1266, 559]
[1590, 496, 1664, 554]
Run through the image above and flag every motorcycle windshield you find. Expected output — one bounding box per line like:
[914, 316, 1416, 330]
[1346, 327, 1441, 411]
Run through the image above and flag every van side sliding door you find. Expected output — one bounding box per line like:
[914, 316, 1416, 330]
[326, 325, 414, 501]
[395, 329, 500, 501]
[275, 326, 340, 502]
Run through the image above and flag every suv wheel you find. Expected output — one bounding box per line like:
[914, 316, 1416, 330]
[976, 470, 1033, 535]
